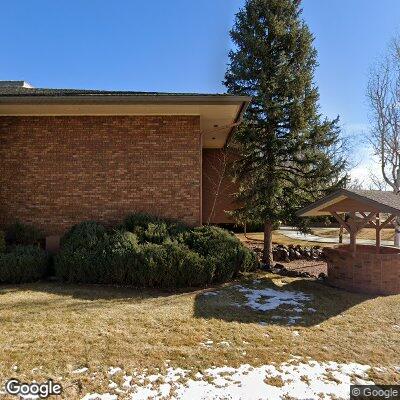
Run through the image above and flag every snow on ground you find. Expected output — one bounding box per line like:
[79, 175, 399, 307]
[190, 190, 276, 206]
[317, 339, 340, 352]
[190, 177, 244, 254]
[82, 359, 374, 400]
[81, 394, 117, 400]
[203, 284, 317, 325]
[235, 285, 312, 313]
[203, 283, 315, 324]
[73, 367, 89, 374]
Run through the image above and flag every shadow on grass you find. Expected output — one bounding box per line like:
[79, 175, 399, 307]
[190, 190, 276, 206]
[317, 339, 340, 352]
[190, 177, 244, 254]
[193, 275, 376, 327]
[0, 281, 200, 302]
[0, 273, 375, 326]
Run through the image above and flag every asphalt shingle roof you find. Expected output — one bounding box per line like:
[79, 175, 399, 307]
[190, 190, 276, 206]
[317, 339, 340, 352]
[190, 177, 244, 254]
[0, 85, 234, 98]
[297, 188, 400, 216]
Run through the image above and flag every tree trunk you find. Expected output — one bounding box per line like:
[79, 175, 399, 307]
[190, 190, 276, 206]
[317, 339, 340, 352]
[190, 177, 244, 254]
[263, 221, 274, 266]
[395, 217, 400, 247]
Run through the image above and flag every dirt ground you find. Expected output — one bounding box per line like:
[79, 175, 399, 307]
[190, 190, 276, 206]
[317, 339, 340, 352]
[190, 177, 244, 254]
[239, 233, 328, 277]
[279, 259, 328, 276]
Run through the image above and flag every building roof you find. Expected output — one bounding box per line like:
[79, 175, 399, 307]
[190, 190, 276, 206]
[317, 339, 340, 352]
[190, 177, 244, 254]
[297, 188, 400, 217]
[0, 81, 251, 149]
[0, 82, 248, 100]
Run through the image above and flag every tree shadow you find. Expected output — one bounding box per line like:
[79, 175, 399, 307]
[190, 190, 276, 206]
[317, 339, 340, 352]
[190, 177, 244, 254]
[0, 281, 200, 303]
[193, 275, 376, 327]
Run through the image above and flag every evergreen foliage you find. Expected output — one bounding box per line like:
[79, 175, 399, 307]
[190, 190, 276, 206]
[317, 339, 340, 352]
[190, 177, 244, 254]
[224, 0, 347, 263]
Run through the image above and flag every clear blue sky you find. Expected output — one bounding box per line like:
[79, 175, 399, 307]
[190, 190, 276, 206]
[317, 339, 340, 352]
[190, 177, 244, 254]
[2, 0, 400, 181]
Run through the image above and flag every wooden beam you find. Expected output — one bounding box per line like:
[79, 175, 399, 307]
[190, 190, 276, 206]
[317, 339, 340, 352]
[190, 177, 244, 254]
[379, 214, 396, 230]
[356, 212, 377, 230]
[331, 212, 351, 232]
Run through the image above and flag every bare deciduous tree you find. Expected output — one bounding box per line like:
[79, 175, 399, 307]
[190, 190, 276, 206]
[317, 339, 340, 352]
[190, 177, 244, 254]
[367, 38, 400, 246]
[203, 148, 235, 225]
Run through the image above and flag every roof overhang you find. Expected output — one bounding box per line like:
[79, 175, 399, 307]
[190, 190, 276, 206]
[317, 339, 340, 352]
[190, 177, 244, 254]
[297, 189, 400, 217]
[0, 94, 251, 149]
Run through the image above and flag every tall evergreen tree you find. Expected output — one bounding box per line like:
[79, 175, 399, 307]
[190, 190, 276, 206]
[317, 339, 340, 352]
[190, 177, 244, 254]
[225, 0, 347, 265]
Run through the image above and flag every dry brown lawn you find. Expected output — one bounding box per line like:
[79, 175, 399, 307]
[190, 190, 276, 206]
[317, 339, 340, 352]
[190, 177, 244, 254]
[0, 274, 399, 398]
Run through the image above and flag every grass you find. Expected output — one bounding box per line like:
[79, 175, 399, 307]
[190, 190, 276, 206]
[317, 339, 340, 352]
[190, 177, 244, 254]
[0, 274, 399, 398]
[312, 227, 395, 241]
[236, 231, 336, 248]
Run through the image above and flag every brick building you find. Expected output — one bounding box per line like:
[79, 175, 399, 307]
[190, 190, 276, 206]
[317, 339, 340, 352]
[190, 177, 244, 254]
[0, 81, 249, 245]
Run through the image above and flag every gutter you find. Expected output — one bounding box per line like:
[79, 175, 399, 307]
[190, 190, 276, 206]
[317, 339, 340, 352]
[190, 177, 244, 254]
[0, 94, 252, 106]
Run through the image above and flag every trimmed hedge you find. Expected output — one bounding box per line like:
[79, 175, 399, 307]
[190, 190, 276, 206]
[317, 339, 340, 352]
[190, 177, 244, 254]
[5, 222, 43, 246]
[0, 231, 5, 253]
[181, 226, 257, 282]
[0, 245, 48, 283]
[54, 216, 258, 288]
[55, 228, 139, 284]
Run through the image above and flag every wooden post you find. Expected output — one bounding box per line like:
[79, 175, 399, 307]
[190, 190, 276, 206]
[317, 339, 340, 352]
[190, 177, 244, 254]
[349, 212, 357, 254]
[375, 213, 381, 253]
[339, 225, 343, 243]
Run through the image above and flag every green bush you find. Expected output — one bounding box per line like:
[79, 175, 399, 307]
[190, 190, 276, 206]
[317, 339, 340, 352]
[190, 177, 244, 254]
[60, 221, 107, 250]
[123, 213, 159, 232]
[55, 217, 258, 288]
[6, 222, 43, 246]
[0, 231, 5, 253]
[0, 245, 48, 283]
[182, 226, 257, 282]
[142, 222, 169, 244]
[123, 213, 188, 244]
[132, 242, 212, 288]
[55, 226, 139, 284]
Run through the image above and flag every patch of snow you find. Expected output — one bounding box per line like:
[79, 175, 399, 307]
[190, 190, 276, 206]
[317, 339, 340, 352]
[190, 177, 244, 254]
[147, 374, 159, 383]
[81, 394, 117, 400]
[292, 330, 300, 337]
[235, 285, 312, 313]
[123, 375, 133, 389]
[308, 307, 317, 312]
[108, 367, 122, 376]
[73, 367, 89, 374]
[114, 360, 373, 400]
[219, 341, 230, 347]
[200, 340, 213, 348]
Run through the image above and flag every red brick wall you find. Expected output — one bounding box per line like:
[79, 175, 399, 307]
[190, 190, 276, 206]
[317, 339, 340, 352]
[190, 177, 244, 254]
[202, 149, 238, 224]
[324, 245, 400, 295]
[0, 115, 202, 235]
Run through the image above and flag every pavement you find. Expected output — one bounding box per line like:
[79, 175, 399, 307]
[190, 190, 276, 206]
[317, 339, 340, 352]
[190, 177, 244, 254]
[278, 226, 395, 247]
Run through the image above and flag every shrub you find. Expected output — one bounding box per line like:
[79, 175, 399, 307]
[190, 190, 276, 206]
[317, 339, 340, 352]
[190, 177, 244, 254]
[55, 223, 140, 284]
[0, 231, 5, 253]
[142, 222, 170, 244]
[132, 242, 211, 288]
[182, 226, 258, 282]
[55, 217, 257, 288]
[123, 213, 188, 244]
[6, 222, 43, 246]
[123, 213, 160, 232]
[0, 245, 48, 283]
[60, 221, 107, 251]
